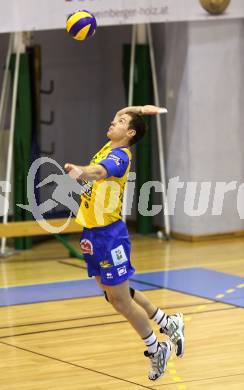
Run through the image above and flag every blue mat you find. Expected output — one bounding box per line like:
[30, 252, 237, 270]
[133, 268, 244, 307]
[0, 277, 157, 307]
[0, 267, 243, 307]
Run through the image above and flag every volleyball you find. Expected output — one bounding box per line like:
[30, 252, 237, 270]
[66, 10, 97, 41]
[199, 0, 231, 15]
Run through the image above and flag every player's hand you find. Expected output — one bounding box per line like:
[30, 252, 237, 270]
[142, 105, 168, 115]
[64, 163, 83, 180]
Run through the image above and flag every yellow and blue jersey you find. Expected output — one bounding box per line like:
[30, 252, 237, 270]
[76, 141, 132, 228]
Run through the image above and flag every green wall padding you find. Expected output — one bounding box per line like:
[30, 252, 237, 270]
[10, 53, 33, 250]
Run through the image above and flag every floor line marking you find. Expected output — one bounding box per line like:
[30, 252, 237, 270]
[0, 300, 219, 330]
[0, 307, 238, 339]
[0, 340, 154, 390]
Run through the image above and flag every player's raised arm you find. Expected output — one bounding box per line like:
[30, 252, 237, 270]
[64, 163, 107, 181]
[115, 105, 167, 118]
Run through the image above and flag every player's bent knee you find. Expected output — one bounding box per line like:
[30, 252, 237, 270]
[111, 300, 127, 314]
[104, 287, 135, 303]
[109, 295, 133, 315]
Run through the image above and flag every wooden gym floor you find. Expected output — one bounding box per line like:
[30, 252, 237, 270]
[0, 235, 244, 389]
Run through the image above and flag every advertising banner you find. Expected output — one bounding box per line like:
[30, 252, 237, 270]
[0, 0, 244, 33]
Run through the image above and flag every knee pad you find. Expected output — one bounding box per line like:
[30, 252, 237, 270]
[104, 291, 109, 302]
[130, 287, 135, 298]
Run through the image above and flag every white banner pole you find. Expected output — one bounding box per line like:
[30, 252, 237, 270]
[1, 33, 22, 255]
[0, 34, 14, 132]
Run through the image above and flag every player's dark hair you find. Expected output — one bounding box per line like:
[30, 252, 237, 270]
[127, 113, 147, 146]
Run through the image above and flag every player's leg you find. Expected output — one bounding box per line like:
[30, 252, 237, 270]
[100, 218, 184, 358]
[104, 279, 152, 337]
[96, 276, 153, 340]
[100, 277, 184, 358]
[99, 278, 172, 381]
[132, 289, 157, 317]
[132, 289, 185, 358]
[95, 220, 172, 379]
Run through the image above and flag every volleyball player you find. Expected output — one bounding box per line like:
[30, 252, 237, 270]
[65, 105, 184, 381]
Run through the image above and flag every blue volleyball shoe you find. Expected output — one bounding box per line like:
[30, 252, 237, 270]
[160, 313, 185, 358]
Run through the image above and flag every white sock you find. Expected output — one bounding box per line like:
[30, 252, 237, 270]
[143, 331, 158, 354]
[151, 308, 168, 329]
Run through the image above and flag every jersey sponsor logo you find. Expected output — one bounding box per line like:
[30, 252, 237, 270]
[111, 245, 128, 266]
[80, 239, 93, 255]
[117, 265, 127, 277]
[80, 179, 93, 198]
[108, 154, 123, 166]
[100, 260, 113, 269]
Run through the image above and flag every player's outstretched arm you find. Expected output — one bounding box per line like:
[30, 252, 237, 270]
[64, 163, 107, 181]
[116, 105, 167, 117]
